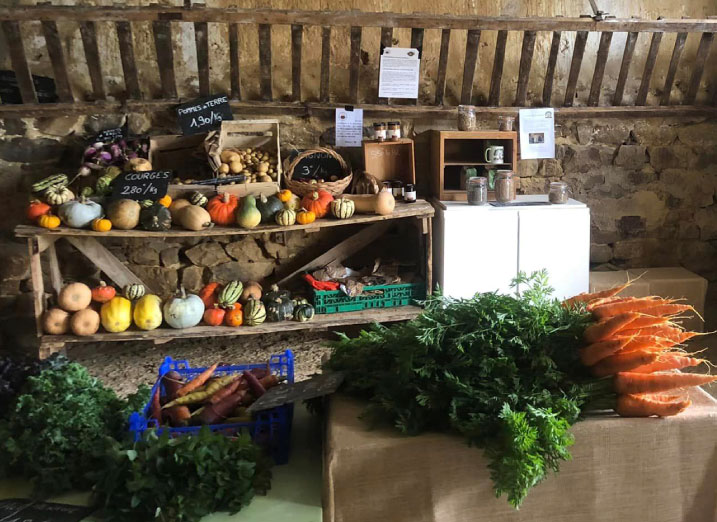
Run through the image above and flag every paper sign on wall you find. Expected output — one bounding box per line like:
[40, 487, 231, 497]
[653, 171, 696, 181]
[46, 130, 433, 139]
[519, 108, 555, 159]
[378, 47, 420, 99]
[335, 107, 364, 147]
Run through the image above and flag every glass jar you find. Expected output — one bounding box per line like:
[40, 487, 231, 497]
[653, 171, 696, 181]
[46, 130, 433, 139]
[391, 180, 404, 198]
[549, 181, 569, 204]
[387, 121, 401, 141]
[373, 122, 387, 141]
[404, 183, 416, 203]
[498, 115, 515, 131]
[466, 176, 488, 206]
[494, 170, 515, 203]
[457, 105, 477, 131]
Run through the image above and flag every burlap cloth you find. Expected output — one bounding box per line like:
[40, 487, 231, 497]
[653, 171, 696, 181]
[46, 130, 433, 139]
[324, 389, 717, 522]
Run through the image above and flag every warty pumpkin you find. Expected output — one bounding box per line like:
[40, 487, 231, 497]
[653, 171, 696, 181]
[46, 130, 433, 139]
[140, 203, 172, 232]
[71, 308, 100, 336]
[133, 294, 163, 331]
[301, 190, 334, 219]
[58, 282, 92, 312]
[101, 296, 132, 333]
[207, 193, 239, 226]
[123, 283, 146, 300]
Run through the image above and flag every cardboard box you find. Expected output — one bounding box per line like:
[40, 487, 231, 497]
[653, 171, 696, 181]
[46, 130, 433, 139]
[590, 267, 707, 331]
[363, 138, 416, 186]
[324, 391, 717, 522]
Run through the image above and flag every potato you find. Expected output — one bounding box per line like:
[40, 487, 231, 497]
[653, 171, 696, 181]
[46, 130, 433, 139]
[229, 161, 243, 174]
[257, 162, 269, 173]
[218, 163, 230, 174]
[221, 150, 240, 163]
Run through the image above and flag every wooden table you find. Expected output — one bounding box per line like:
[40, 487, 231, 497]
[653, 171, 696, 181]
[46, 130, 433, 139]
[15, 200, 434, 358]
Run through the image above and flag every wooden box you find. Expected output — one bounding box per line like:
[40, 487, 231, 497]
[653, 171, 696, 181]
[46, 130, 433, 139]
[363, 138, 416, 186]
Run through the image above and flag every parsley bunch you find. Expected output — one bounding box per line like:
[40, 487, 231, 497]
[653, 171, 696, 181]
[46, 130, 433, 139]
[326, 271, 593, 507]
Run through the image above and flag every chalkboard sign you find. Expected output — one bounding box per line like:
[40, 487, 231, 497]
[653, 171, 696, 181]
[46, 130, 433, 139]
[289, 150, 345, 181]
[0, 499, 93, 522]
[94, 126, 124, 144]
[111, 170, 171, 201]
[247, 371, 344, 412]
[176, 94, 233, 135]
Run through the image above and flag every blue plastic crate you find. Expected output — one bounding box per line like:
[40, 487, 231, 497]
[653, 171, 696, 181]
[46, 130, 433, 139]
[128, 350, 294, 465]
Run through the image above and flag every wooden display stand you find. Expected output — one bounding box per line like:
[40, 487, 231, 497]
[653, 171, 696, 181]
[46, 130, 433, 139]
[363, 138, 416, 185]
[430, 131, 518, 201]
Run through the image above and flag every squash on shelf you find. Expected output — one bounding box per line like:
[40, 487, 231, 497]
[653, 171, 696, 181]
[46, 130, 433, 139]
[58, 197, 104, 229]
[239, 281, 262, 304]
[284, 193, 302, 212]
[100, 296, 132, 333]
[27, 200, 51, 221]
[236, 195, 262, 229]
[207, 193, 239, 226]
[42, 307, 71, 335]
[169, 198, 192, 220]
[133, 294, 163, 331]
[91, 218, 112, 232]
[157, 194, 172, 208]
[32, 173, 68, 194]
[123, 283, 146, 301]
[178, 205, 213, 231]
[275, 208, 296, 226]
[203, 304, 226, 326]
[91, 281, 116, 303]
[189, 191, 209, 208]
[293, 303, 315, 322]
[224, 303, 243, 326]
[243, 298, 266, 326]
[257, 193, 284, 224]
[139, 203, 172, 232]
[344, 189, 395, 215]
[301, 190, 334, 219]
[330, 197, 355, 219]
[277, 189, 293, 203]
[38, 214, 61, 229]
[71, 308, 101, 336]
[125, 158, 152, 172]
[107, 199, 141, 230]
[44, 185, 74, 206]
[199, 282, 221, 309]
[218, 280, 243, 308]
[296, 208, 316, 225]
[58, 282, 92, 312]
[163, 288, 204, 329]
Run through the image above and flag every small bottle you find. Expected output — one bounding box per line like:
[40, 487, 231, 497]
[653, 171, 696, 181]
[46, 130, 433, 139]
[387, 121, 401, 141]
[373, 122, 387, 142]
[391, 180, 404, 198]
[403, 183, 416, 203]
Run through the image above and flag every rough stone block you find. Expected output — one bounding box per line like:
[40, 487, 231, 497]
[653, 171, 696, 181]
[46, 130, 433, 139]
[562, 146, 603, 173]
[84, 114, 126, 135]
[1, 119, 27, 136]
[210, 260, 275, 284]
[0, 243, 29, 280]
[592, 124, 630, 145]
[128, 246, 160, 266]
[628, 168, 657, 185]
[695, 206, 717, 241]
[632, 121, 677, 146]
[127, 113, 152, 135]
[617, 215, 646, 238]
[590, 243, 613, 264]
[0, 137, 62, 163]
[263, 240, 290, 260]
[184, 241, 231, 267]
[35, 116, 82, 137]
[538, 159, 563, 178]
[130, 266, 178, 298]
[160, 247, 181, 269]
[660, 169, 715, 208]
[517, 159, 539, 177]
[612, 239, 644, 260]
[576, 122, 593, 145]
[591, 228, 619, 245]
[0, 279, 21, 295]
[517, 177, 549, 195]
[614, 145, 647, 169]
[180, 265, 205, 293]
[225, 238, 266, 262]
[677, 123, 717, 148]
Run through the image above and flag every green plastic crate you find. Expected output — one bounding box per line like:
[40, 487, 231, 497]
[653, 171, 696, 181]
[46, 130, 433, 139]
[312, 282, 426, 314]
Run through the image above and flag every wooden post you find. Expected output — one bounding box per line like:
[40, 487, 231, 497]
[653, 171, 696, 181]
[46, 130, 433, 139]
[291, 24, 303, 102]
[349, 26, 362, 104]
[636, 32, 663, 105]
[320, 26, 331, 102]
[152, 20, 177, 98]
[28, 238, 44, 337]
[229, 23, 241, 100]
[79, 21, 105, 100]
[258, 24, 273, 101]
[514, 30, 537, 106]
[660, 32, 688, 105]
[1, 20, 37, 103]
[47, 242, 63, 298]
[194, 20, 210, 96]
[116, 21, 142, 100]
[612, 31, 639, 106]
[542, 31, 562, 107]
[488, 30, 508, 106]
[563, 30, 588, 107]
[587, 31, 612, 106]
[409, 27, 424, 105]
[434, 29, 451, 105]
[460, 29, 481, 105]
[41, 20, 73, 102]
[685, 32, 714, 104]
[378, 27, 393, 105]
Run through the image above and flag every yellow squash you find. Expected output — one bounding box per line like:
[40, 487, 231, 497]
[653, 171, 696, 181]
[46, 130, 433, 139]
[100, 296, 132, 333]
[133, 294, 163, 331]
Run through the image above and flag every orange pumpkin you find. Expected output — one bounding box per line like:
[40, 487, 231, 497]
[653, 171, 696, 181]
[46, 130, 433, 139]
[199, 282, 220, 309]
[301, 190, 334, 219]
[91, 281, 116, 303]
[224, 302, 243, 327]
[27, 200, 51, 221]
[157, 194, 172, 208]
[296, 208, 316, 225]
[203, 304, 226, 326]
[277, 189, 293, 203]
[206, 193, 239, 226]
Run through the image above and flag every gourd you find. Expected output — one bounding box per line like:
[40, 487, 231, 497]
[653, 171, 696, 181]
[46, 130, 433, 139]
[58, 197, 103, 228]
[169, 198, 192, 220]
[296, 209, 316, 225]
[158, 194, 172, 208]
[301, 190, 334, 219]
[199, 282, 220, 309]
[95, 174, 113, 195]
[91, 281, 116, 303]
[277, 189, 293, 203]
[292, 297, 310, 307]
[163, 288, 204, 329]
[140, 203, 172, 231]
[284, 194, 302, 212]
[263, 284, 290, 303]
[80, 186, 95, 198]
[257, 193, 284, 223]
[236, 195, 262, 229]
[91, 218, 112, 232]
[140, 199, 154, 208]
[243, 298, 266, 326]
[178, 205, 213, 231]
[133, 294, 163, 331]
[125, 158, 152, 172]
[32, 173, 68, 193]
[262, 284, 293, 322]
[275, 208, 296, 226]
[44, 185, 75, 205]
[330, 197, 355, 219]
[107, 199, 141, 230]
[71, 308, 100, 336]
[293, 303, 315, 322]
[224, 303, 243, 326]
[207, 193, 239, 226]
[42, 307, 70, 334]
[239, 281, 262, 303]
[101, 296, 132, 333]
[123, 283, 146, 300]
[38, 214, 61, 229]
[58, 282, 92, 312]
[218, 280, 243, 308]
[345, 190, 395, 215]
[27, 200, 51, 221]
[189, 191, 208, 207]
[203, 304, 225, 326]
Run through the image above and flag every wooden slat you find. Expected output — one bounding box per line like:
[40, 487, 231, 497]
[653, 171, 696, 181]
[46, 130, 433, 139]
[435, 28, 451, 105]
[612, 31, 639, 106]
[1, 21, 37, 103]
[46, 242, 62, 297]
[636, 32, 663, 105]
[660, 32, 688, 105]
[563, 30, 588, 107]
[685, 32, 714, 104]
[587, 31, 613, 106]
[514, 30, 536, 106]
[79, 21, 105, 100]
[378, 27, 393, 104]
[229, 23, 241, 99]
[65, 237, 148, 289]
[410, 27, 424, 105]
[41, 21, 73, 102]
[27, 238, 44, 336]
[320, 26, 331, 102]
[542, 30, 561, 106]
[460, 29, 481, 105]
[116, 21, 142, 100]
[291, 24, 303, 102]
[194, 21, 210, 96]
[349, 26, 362, 104]
[152, 20, 177, 98]
[258, 24, 272, 101]
[488, 30, 508, 106]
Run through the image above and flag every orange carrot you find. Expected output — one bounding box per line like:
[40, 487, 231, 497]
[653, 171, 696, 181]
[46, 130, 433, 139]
[176, 363, 219, 397]
[617, 314, 671, 331]
[613, 371, 717, 395]
[637, 303, 696, 318]
[613, 335, 677, 354]
[583, 312, 640, 344]
[562, 282, 631, 308]
[618, 325, 684, 342]
[586, 296, 638, 312]
[592, 297, 672, 320]
[630, 354, 705, 373]
[615, 393, 691, 417]
[591, 350, 659, 378]
[580, 337, 633, 367]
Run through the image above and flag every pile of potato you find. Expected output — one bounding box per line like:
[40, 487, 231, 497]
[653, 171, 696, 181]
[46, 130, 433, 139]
[218, 147, 279, 183]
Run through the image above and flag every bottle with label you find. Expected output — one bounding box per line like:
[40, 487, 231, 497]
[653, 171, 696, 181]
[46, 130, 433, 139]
[387, 122, 401, 141]
[373, 122, 387, 142]
[404, 183, 416, 203]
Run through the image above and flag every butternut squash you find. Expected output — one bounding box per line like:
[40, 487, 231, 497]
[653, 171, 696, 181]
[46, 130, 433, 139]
[344, 189, 395, 215]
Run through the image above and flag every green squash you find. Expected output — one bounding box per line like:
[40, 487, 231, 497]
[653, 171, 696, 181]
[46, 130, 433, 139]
[140, 203, 172, 232]
[189, 191, 208, 207]
[275, 209, 296, 226]
[236, 195, 262, 229]
[256, 193, 284, 224]
[218, 280, 243, 308]
[265, 296, 294, 322]
[244, 298, 266, 326]
[123, 283, 146, 300]
[293, 303, 315, 322]
[95, 174, 114, 195]
[32, 173, 68, 193]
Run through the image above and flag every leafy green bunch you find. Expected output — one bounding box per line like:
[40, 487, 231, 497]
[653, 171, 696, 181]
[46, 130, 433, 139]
[326, 271, 593, 507]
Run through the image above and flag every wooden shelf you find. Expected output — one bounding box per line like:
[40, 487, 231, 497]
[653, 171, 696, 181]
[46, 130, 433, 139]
[443, 162, 512, 166]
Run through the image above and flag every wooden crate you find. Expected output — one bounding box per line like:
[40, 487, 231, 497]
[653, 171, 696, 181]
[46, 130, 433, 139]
[431, 130, 518, 201]
[363, 138, 416, 186]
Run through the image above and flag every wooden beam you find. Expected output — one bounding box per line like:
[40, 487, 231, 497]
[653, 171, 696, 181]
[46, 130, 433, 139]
[410, 27, 424, 105]
[661, 32, 688, 105]
[636, 32, 662, 105]
[488, 30, 508, 106]
[28, 238, 45, 336]
[542, 30, 561, 107]
[79, 21, 105, 100]
[435, 28, 451, 105]
[320, 26, 331, 102]
[194, 20, 210, 96]
[612, 31, 638, 106]
[46, 242, 62, 297]
[587, 31, 613, 106]
[229, 22, 241, 99]
[564, 30, 588, 107]
[685, 32, 714, 104]
[152, 20, 177, 99]
[378, 26, 393, 105]
[41, 20, 73, 102]
[291, 24, 303, 102]
[349, 26, 362, 104]
[1, 21, 37, 103]
[65, 237, 148, 290]
[514, 30, 536, 106]
[460, 29, 481, 105]
[37, 235, 58, 253]
[116, 21, 142, 100]
[258, 24, 272, 101]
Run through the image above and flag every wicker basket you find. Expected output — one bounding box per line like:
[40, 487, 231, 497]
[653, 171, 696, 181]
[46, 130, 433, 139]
[283, 147, 352, 197]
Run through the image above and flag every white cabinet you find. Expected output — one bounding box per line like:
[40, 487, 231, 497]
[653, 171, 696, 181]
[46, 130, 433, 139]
[432, 196, 590, 300]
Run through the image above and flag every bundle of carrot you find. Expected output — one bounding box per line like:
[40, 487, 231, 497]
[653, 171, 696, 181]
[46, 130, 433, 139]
[564, 283, 716, 417]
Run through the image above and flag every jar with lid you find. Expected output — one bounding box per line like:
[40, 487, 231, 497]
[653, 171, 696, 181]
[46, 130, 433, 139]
[494, 170, 515, 203]
[404, 183, 416, 203]
[498, 115, 515, 131]
[373, 122, 387, 142]
[549, 181, 569, 204]
[387, 121, 401, 141]
[457, 105, 477, 131]
[391, 180, 404, 198]
[466, 176, 488, 206]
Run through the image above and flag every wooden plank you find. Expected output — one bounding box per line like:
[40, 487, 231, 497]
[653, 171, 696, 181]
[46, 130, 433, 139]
[65, 237, 148, 289]
[636, 32, 663, 105]
[46, 242, 62, 297]
[1, 21, 37, 103]
[27, 238, 44, 337]
[79, 21, 105, 100]
[319, 26, 331, 102]
[460, 29, 481, 105]
[194, 20, 210, 96]
[514, 30, 536, 106]
[409, 27, 424, 105]
[660, 32, 688, 105]
[291, 24, 303, 102]
[229, 23, 241, 99]
[378, 26, 393, 104]
[41, 20, 73, 102]
[587, 31, 613, 106]
[488, 30, 508, 106]
[349, 26, 362, 104]
[116, 21, 142, 100]
[563, 30, 588, 107]
[542, 31, 561, 106]
[152, 20, 177, 98]
[435, 28, 451, 105]
[612, 31, 639, 106]
[685, 32, 714, 104]
[37, 235, 58, 253]
[425, 217, 433, 295]
[258, 23, 272, 101]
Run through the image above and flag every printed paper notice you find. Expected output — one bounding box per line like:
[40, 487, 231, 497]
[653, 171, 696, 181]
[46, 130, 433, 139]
[378, 48, 420, 99]
[519, 108, 555, 159]
[335, 108, 364, 147]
